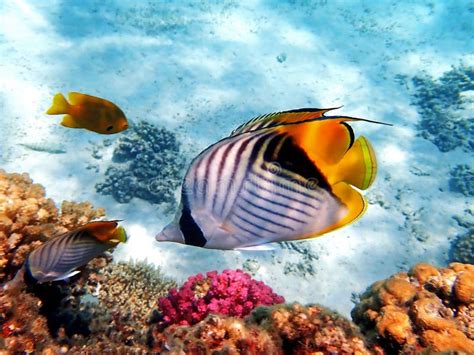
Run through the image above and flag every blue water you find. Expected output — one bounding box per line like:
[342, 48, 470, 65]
[1, 0, 473, 319]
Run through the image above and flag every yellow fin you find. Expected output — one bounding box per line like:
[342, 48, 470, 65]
[330, 182, 367, 230]
[46, 93, 70, 115]
[60, 115, 81, 128]
[80, 221, 122, 243]
[331, 136, 377, 190]
[281, 119, 354, 165]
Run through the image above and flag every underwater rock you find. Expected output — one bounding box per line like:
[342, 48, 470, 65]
[411, 65, 474, 153]
[95, 121, 186, 207]
[449, 228, 474, 264]
[449, 164, 474, 197]
[153, 269, 285, 330]
[352, 262, 474, 353]
[0, 169, 105, 283]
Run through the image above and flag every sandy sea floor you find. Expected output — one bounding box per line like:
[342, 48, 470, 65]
[1, 0, 473, 316]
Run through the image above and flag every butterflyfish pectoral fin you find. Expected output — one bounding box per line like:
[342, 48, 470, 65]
[60, 115, 81, 128]
[53, 270, 81, 282]
[46, 93, 70, 115]
[331, 136, 377, 190]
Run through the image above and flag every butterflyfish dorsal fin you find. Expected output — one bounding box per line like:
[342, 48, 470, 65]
[278, 118, 356, 166]
[60, 115, 81, 128]
[46, 93, 70, 115]
[230, 107, 340, 136]
[80, 221, 120, 242]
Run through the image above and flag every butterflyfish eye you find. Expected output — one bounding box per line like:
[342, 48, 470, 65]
[106, 125, 114, 131]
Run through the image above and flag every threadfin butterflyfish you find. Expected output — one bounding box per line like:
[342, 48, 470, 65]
[46, 92, 129, 134]
[156, 108, 387, 250]
[23, 220, 127, 284]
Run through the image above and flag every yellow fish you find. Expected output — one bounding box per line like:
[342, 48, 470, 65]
[46, 92, 129, 134]
[156, 108, 388, 250]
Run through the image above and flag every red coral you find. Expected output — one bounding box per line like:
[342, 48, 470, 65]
[156, 269, 284, 329]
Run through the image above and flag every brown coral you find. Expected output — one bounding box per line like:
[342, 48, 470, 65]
[250, 303, 373, 354]
[352, 262, 474, 353]
[151, 303, 373, 354]
[86, 260, 176, 346]
[0, 169, 105, 282]
[152, 314, 278, 354]
[0, 288, 59, 353]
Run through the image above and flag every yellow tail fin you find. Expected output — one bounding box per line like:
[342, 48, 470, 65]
[46, 93, 70, 115]
[332, 136, 377, 190]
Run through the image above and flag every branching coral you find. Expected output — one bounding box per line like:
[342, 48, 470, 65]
[352, 262, 474, 353]
[85, 260, 176, 346]
[450, 229, 474, 264]
[151, 303, 372, 354]
[411, 65, 474, 152]
[155, 269, 285, 330]
[0, 169, 105, 283]
[95, 121, 186, 207]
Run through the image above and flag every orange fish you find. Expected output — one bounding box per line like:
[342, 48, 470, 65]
[46, 92, 129, 134]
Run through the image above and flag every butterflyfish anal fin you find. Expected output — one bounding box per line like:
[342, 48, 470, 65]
[313, 182, 367, 237]
[231, 107, 340, 136]
[331, 136, 377, 190]
[46, 93, 70, 115]
[60, 115, 81, 128]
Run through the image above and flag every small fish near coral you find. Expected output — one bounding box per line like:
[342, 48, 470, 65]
[8, 220, 127, 289]
[156, 108, 389, 250]
[46, 92, 129, 134]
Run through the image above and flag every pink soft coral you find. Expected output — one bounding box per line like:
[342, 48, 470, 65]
[156, 269, 284, 329]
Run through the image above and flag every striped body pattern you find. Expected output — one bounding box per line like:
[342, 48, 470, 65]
[25, 221, 126, 283]
[157, 108, 382, 250]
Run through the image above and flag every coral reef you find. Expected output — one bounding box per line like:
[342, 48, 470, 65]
[411, 65, 474, 152]
[450, 228, 474, 264]
[87, 260, 176, 346]
[155, 269, 285, 330]
[352, 262, 474, 353]
[0, 288, 59, 353]
[151, 303, 372, 354]
[250, 303, 372, 354]
[151, 314, 278, 354]
[0, 169, 105, 283]
[449, 164, 474, 197]
[95, 121, 186, 206]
